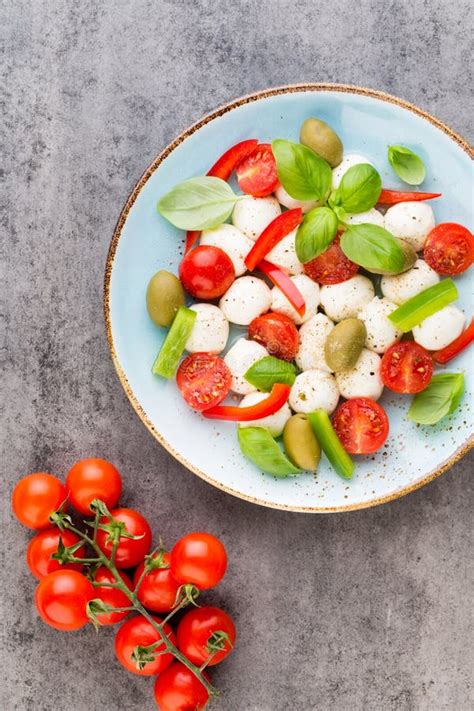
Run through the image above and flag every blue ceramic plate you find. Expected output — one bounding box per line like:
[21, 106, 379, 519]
[105, 84, 473, 512]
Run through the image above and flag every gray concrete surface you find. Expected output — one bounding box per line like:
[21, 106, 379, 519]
[1, 1, 473, 709]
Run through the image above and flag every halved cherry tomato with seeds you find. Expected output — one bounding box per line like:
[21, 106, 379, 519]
[27, 528, 86, 580]
[423, 223, 474, 276]
[236, 144, 279, 197]
[177, 354, 232, 412]
[381, 342, 433, 394]
[304, 235, 358, 285]
[332, 398, 389, 454]
[249, 312, 299, 361]
[179, 246, 235, 300]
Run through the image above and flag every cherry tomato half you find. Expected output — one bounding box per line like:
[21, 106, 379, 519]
[66, 458, 122, 516]
[133, 552, 182, 613]
[35, 569, 95, 631]
[114, 615, 175, 676]
[248, 312, 299, 361]
[171, 532, 227, 590]
[236, 143, 279, 197]
[381, 342, 433, 394]
[179, 246, 235, 299]
[423, 223, 474, 276]
[93, 566, 133, 626]
[177, 606, 236, 667]
[176, 354, 232, 412]
[96, 508, 152, 569]
[12, 473, 66, 530]
[304, 235, 359, 285]
[332, 398, 389, 454]
[154, 662, 210, 711]
[27, 528, 86, 580]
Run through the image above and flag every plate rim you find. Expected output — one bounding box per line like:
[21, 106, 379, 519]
[104, 82, 473, 513]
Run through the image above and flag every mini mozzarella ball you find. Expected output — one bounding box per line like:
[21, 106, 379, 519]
[219, 276, 271, 326]
[239, 392, 292, 437]
[384, 202, 435, 251]
[381, 259, 440, 305]
[274, 184, 318, 213]
[345, 208, 384, 227]
[413, 305, 465, 351]
[266, 229, 303, 275]
[200, 224, 253, 277]
[357, 297, 402, 354]
[223, 338, 268, 395]
[271, 274, 320, 325]
[185, 304, 229, 354]
[296, 313, 335, 372]
[335, 349, 384, 401]
[320, 275, 375, 322]
[232, 195, 281, 241]
[331, 154, 374, 189]
[289, 370, 340, 415]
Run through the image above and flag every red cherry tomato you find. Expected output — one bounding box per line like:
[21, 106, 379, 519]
[66, 458, 122, 516]
[332, 398, 389, 454]
[177, 606, 236, 667]
[248, 312, 299, 361]
[236, 143, 279, 197]
[423, 223, 474, 275]
[12, 473, 66, 530]
[179, 246, 235, 299]
[93, 566, 133, 626]
[96, 508, 152, 569]
[27, 528, 86, 580]
[114, 615, 175, 676]
[304, 235, 359, 285]
[176, 354, 232, 412]
[133, 552, 182, 613]
[35, 570, 95, 631]
[153, 662, 210, 711]
[381, 342, 433, 394]
[171, 533, 227, 590]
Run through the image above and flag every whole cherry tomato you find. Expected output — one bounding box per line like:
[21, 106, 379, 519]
[92, 566, 133, 625]
[332, 397, 389, 454]
[177, 606, 236, 666]
[171, 533, 227, 590]
[133, 552, 182, 613]
[66, 458, 122, 516]
[153, 662, 210, 711]
[96, 508, 152, 569]
[114, 615, 175, 676]
[179, 246, 235, 299]
[35, 569, 95, 631]
[12, 473, 66, 530]
[27, 528, 86, 580]
[248, 312, 299, 361]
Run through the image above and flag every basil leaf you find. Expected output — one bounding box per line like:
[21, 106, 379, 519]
[329, 164, 382, 214]
[340, 224, 405, 273]
[295, 207, 338, 263]
[388, 145, 426, 186]
[157, 176, 239, 230]
[244, 356, 296, 392]
[407, 373, 465, 425]
[237, 427, 301, 477]
[388, 279, 458, 332]
[272, 139, 332, 201]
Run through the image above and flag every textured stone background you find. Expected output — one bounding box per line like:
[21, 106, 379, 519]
[1, 1, 473, 709]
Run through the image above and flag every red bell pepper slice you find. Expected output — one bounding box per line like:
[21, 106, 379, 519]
[259, 260, 306, 317]
[433, 317, 474, 364]
[244, 208, 303, 271]
[202, 383, 291, 421]
[184, 139, 259, 254]
[377, 189, 442, 205]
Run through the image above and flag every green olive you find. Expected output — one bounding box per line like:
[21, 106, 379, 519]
[146, 270, 185, 327]
[324, 319, 367, 372]
[283, 414, 321, 471]
[300, 117, 343, 168]
[365, 239, 417, 276]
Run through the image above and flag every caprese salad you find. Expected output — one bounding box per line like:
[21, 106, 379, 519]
[147, 118, 473, 480]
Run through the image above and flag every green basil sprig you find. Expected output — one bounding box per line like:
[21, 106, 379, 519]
[157, 176, 240, 230]
[388, 145, 426, 186]
[295, 206, 338, 263]
[329, 164, 382, 215]
[237, 427, 301, 477]
[272, 139, 332, 202]
[244, 356, 296, 392]
[340, 224, 405, 274]
[408, 373, 465, 425]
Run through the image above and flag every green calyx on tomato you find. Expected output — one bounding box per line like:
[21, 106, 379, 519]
[152, 306, 196, 379]
[237, 426, 301, 477]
